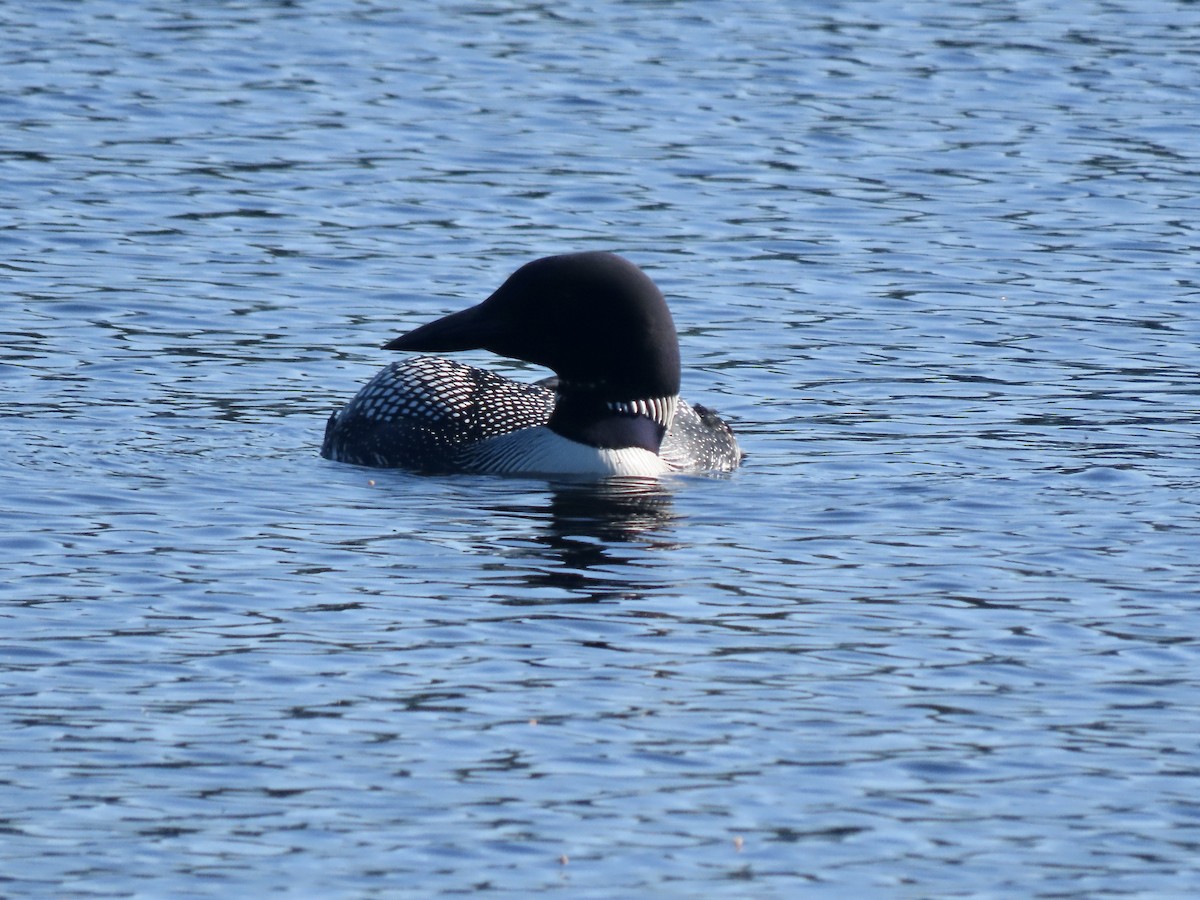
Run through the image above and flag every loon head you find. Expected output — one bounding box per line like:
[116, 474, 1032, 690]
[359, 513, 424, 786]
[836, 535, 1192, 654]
[384, 252, 682, 403]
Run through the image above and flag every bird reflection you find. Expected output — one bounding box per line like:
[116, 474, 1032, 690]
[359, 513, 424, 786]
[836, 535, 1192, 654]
[548, 477, 678, 543]
[486, 477, 681, 604]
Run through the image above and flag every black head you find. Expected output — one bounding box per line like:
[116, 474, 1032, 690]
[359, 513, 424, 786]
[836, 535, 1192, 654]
[384, 252, 682, 401]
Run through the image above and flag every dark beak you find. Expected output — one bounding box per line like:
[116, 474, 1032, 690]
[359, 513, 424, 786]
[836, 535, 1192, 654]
[383, 303, 498, 352]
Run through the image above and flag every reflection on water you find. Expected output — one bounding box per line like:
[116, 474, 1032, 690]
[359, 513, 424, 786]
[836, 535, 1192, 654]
[542, 477, 679, 548]
[491, 478, 681, 604]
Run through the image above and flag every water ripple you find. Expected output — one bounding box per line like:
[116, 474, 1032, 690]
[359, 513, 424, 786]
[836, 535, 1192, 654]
[4, 0, 1200, 895]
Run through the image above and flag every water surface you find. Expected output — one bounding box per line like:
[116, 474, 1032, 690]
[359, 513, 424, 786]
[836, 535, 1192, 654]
[3, 0, 1200, 895]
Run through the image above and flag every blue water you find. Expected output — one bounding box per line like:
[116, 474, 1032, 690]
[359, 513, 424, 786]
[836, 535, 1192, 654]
[4, 0, 1200, 895]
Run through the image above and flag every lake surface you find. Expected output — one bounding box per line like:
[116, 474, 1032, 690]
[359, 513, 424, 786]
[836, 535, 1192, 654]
[4, 0, 1200, 895]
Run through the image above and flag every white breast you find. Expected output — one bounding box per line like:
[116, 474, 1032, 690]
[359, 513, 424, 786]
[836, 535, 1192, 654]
[459, 426, 669, 477]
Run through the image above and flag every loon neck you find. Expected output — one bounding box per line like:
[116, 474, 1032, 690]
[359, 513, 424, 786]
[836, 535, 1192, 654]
[548, 388, 679, 453]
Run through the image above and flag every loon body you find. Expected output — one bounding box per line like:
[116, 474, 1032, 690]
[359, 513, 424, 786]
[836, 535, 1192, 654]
[321, 252, 742, 477]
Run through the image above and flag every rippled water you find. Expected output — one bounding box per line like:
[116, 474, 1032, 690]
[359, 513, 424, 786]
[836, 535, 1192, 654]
[4, 0, 1200, 895]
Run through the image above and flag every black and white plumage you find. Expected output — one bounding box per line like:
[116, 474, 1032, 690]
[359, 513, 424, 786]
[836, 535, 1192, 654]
[321, 252, 742, 477]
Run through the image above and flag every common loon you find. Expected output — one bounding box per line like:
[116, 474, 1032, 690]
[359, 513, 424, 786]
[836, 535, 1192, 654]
[321, 252, 742, 477]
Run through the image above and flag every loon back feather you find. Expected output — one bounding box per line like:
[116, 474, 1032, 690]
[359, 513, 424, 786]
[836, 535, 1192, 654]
[321, 357, 553, 470]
